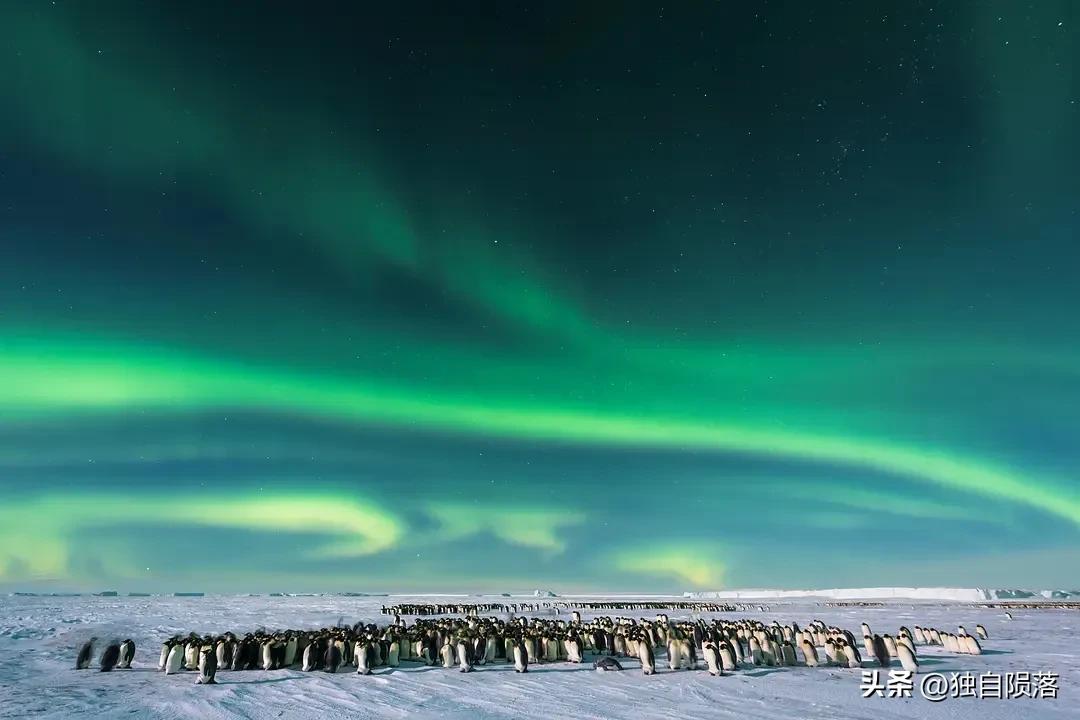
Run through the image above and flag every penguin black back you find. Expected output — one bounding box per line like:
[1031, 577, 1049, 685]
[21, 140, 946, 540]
[871, 634, 889, 668]
[75, 638, 96, 670]
[324, 641, 342, 673]
[99, 642, 121, 672]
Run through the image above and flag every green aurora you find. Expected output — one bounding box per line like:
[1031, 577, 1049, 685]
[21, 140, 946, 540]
[0, 1, 1077, 591]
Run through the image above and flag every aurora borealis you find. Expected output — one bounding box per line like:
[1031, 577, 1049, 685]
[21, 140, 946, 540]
[0, 2, 1077, 592]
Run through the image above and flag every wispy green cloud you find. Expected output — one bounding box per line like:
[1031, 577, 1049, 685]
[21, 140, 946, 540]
[425, 503, 585, 552]
[0, 491, 403, 581]
[609, 543, 726, 588]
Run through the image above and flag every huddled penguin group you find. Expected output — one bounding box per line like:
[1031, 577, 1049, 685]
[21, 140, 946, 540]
[75, 608, 996, 683]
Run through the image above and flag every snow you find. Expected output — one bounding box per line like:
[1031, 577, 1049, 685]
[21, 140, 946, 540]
[684, 587, 1080, 601]
[1, 593, 1076, 719]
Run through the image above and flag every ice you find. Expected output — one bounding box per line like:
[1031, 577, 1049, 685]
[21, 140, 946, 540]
[0, 593, 1075, 719]
[684, 587, 1080, 601]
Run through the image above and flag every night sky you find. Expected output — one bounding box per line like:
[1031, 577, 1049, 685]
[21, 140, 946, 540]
[1, 1, 1077, 592]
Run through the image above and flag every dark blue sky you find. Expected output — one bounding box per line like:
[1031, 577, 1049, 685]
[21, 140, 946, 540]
[0, 1, 1076, 591]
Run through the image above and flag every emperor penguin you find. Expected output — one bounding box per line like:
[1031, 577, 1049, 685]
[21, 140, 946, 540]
[1004, 611, 1013, 620]
[638, 634, 656, 675]
[76, 638, 96, 669]
[513, 638, 529, 673]
[679, 637, 695, 669]
[232, 639, 250, 671]
[799, 638, 818, 667]
[719, 640, 737, 671]
[456, 637, 473, 672]
[159, 639, 175, 670]
[897, 642, 919, 673]
[566, 634, 583, 663]
[356, 639, 372, 675]
[976, 624, 988, 640]
[962, 635, 982, 655]
[543, 633, 559, 662]
[667, 635, 683, 670]
[215, 639, 228, 670]
[703, 641, 723, 676]
[99, 642, 121, 672]
[284, 635, 298, 667]
[871, 634, 890, 668]
[883, 634, 898, 657]
[833, 642, 848, 668]
[387, 639, 401, 667]
[913, 626, 927, 645]
[196, 646, 218, 684]
[861, 622, 871, 638]
[302, 642, 317, 672]
[898, 634, 915, 656]
[165, 642, 183, 674]
[824, 640, 838, 666]
[503, 636, 515, 664]
[767, 638, 781, 667]
[440, 638, 456, 668]
[843, 641, 861, 668]
[728, 634, 743, 665]
[593, 656, 623, 671]
[261, 640, 275, 670]
[748, 636, 764, 666]
[184, 640, 200, 670]
[118, 639, 135, 669]
[323, 642, 342, 673]
[571, 611, 582, 624]
[424, 634, 439, 666]
[781, 641, 798, 667]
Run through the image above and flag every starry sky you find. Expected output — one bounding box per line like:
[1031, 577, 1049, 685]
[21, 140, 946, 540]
[0, 1, 1077, 593]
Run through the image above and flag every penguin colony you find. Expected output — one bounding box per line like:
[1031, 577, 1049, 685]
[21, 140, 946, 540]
[75, 612, 991, 681]
[380, 601, 742, 616]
